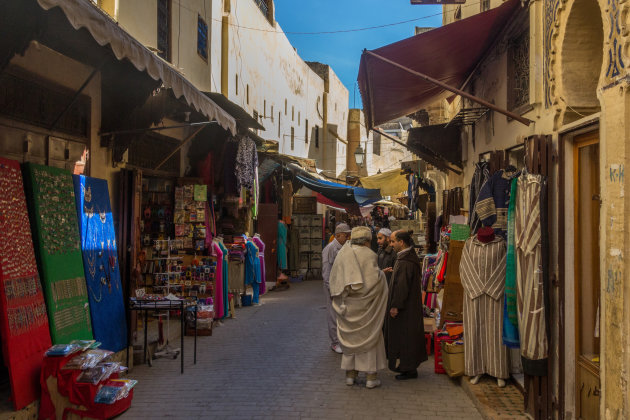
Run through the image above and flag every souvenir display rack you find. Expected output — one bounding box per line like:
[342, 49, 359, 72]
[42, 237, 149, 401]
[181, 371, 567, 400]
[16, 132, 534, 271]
[174, 184, 208, 252]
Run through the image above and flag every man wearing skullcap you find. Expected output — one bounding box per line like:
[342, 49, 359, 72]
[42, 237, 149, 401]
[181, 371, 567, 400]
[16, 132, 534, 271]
[376, 228, 396, 285]
[329, 226, 388, 389]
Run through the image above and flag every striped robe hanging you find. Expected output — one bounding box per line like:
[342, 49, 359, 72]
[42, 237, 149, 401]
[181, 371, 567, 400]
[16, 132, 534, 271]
[515, 174, 548, 361]
[460, 236, 509, 379]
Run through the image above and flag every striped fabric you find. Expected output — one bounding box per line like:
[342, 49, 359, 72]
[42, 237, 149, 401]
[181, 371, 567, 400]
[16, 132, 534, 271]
[515, 174, 548, 361]
[460, 236, 509, 379]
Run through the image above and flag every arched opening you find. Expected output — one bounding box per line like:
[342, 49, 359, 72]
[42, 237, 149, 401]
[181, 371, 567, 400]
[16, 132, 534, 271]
[560, 0, 604, 123]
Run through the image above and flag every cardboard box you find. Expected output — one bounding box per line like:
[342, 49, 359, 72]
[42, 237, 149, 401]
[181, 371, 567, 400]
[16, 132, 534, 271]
[423, 317, 436, 333]
[441, 341, 464, 378]
[299, 242, 310, 253]
[310, 227, 322, 238]
[309, 238, 322, 249]
[309, 215, 323, 227]
[298, 227, 310, 238]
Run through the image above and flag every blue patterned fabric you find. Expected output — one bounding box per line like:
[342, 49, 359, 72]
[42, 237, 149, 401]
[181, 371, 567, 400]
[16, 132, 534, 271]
[73, 176, 127, 352]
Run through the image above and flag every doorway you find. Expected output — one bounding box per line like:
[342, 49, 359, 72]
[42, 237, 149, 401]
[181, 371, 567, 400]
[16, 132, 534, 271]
[573, 131, 600, 420]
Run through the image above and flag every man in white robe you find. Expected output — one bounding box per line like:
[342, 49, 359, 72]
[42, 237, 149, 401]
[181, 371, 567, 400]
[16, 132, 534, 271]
[329, 226, 388, 389]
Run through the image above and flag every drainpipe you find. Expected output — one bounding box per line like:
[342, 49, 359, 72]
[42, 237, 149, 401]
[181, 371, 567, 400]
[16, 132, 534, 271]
[114, 0, 119, 20]
[221, 14, 229, 96]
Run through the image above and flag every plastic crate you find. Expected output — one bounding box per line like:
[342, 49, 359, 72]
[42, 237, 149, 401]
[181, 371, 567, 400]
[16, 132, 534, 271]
[425, 333, 432, 356]
[434, 332, 457, 374]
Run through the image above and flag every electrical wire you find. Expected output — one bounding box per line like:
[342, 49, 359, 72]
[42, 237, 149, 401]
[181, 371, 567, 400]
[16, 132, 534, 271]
[172, 0, 485, 36]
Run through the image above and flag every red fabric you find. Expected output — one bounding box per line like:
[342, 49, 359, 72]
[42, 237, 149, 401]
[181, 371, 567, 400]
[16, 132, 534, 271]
[0, 157, 52, 410]
[315, 194, 362, 217]
[39, 354, 132, 420]
[197, 152, 214, 188]
[436, 252, 448, 283]
[477, 226, 495, 243]
[357, 0, 521, 129]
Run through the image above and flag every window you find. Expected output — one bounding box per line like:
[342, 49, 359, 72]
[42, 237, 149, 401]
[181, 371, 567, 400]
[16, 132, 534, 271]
[481, 0, 490, 12]
[290, 127, 294, 150]
[271, 105, 274, 121]
[334, 102, 337, 111]
[284, 99, 287, 115]
[305, 119, 309, 144]
[454, 6, 461, 20]
[246, 84, 250, 105]
[263, 100, 266, 117]
[197, 15, 208, 60]
[253, 0, 268, 18]
[278, 112, 281, 137]
[298, 111, 300, 125]
[235, 74, 238, 95]
[315, 125, 319, 148]
[373, 131, 381, 156]
[291, 106, 294, 121]
[507, 30, 530, 111]
[157, 0, 171, 61]
[253, 110, 259, 123]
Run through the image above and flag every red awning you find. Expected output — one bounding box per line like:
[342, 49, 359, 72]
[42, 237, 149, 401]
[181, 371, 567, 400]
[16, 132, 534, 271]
[358, 0, 522, 130]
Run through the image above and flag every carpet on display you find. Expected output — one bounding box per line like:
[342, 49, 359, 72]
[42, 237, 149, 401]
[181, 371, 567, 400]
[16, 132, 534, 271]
[23, 163, 93, 344]
[73, 175, 127, 352]
[0, 158, 52, 410]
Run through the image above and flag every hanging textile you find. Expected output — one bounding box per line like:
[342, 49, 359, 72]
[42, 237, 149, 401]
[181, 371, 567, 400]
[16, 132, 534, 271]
[460, 236, 509, 379]
[252, 235, 266, 295]
[277, 221, 288, 270]
[0, 158, 52, 410]
[514, 173, 548, 367]
[235, 136, 258, 191]
[23, 163, 93, 344]
[468, 161, 490, 234]
[474, 168, 519, 238]
[505, 177, 519, 326]
[502, 177, 520, 348]
[73, 175, 127, 352]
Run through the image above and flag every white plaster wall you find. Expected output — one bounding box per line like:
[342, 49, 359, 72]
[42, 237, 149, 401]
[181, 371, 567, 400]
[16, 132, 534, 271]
[219, 0, 324, 161]
[116, 0, 214, 92]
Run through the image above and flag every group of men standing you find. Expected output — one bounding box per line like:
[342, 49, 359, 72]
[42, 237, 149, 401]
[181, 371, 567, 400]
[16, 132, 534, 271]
[321, 223, 427, 389]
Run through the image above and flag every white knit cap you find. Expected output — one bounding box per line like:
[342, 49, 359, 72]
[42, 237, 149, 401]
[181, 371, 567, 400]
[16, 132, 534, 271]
[378, 228, 392, 237]
[351, 226, 372, 241]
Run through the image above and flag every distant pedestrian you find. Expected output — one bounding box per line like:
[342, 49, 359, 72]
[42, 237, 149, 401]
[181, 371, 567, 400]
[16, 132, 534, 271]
[329, 227, 388, 389]
[385, 230, 427, 380]
[322, 223, 351, 354]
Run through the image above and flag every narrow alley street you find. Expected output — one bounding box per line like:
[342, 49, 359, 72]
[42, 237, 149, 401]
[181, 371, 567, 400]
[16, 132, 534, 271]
[122, 281, 483, 420]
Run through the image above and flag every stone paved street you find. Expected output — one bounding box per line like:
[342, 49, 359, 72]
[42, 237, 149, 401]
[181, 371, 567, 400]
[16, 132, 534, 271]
[122, 281, 483, 420]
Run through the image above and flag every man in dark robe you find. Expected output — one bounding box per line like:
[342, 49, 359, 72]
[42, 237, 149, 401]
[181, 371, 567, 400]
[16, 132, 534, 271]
[385, 230, 427, 380]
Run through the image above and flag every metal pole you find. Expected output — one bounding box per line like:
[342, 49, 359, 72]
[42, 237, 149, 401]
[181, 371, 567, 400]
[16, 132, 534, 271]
[154, 125, 206, 171]
[364, 50, 532, 126]
[100, 121, 216, 137]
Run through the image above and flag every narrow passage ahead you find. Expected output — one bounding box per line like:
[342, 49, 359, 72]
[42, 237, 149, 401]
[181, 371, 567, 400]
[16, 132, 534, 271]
[122, 281, 483, 420]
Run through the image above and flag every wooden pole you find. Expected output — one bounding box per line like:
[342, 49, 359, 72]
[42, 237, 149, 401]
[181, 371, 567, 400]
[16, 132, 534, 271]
[155, 125, 206, 170]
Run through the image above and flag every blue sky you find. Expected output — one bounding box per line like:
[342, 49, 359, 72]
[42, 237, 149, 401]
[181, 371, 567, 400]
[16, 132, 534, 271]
[273, 0, 443, 109]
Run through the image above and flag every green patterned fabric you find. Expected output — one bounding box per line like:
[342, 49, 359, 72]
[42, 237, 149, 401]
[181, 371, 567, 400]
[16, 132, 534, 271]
[505, 177, 518, 326]
[23, 164, 93, 344]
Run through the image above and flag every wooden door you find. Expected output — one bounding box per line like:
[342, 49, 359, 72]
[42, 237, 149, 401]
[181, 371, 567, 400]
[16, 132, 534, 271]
[258, 203, 278, 283]
[573, 132, 600, 420]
